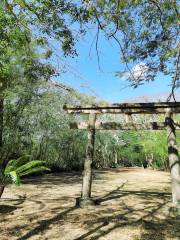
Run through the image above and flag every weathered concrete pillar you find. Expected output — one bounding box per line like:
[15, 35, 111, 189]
[78, 113, 96, 207]
[165, 109, 180, 210]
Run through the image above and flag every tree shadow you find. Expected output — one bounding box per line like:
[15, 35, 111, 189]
[139, 217, 180, 240]
[1, 171, 177, 240]
[18, 206, 77, 240]
[96, 189, 171, 204]
[0, 204, 19, 214]
[73, 187, 177, 240]
[22, 169, 140, 187]
[21, 172, 83, 187]
[0, 195, 26, 213]
[73, 222, 109, 240]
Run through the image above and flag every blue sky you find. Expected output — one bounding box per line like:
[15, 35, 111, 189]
[54, 30, 177, 103]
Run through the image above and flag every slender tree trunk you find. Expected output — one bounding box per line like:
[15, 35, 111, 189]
[0, 185, 5, 198]
[0, 97, 5, 180]
[114, 151, 118, 166]
[0, 98, 4, 157]
[81, 113, 96, 200]
[165, 110, 180, 206]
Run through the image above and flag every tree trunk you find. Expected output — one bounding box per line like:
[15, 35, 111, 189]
[114, 151, 118, 166]
[0, 97, 5, 179]
[81, 114, 96, 200]
[0, 185, 5, 198]
[0, 98, 4, 157]
[165, 110, 180, 206]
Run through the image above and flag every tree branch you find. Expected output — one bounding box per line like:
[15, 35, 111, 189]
[167, 43, 180, 102]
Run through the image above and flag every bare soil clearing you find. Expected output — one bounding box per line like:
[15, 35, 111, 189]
[0, 168, 179, 240]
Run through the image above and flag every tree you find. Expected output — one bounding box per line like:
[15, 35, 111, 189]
[1, 0, 89, 56]
[0, 8, 56, 168]
[82, 0, 180, 100]
[0, 0, 90, 159]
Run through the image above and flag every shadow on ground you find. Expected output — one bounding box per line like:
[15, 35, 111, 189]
[72, 188, 179, 240]
[0, 205, 20, 214]
[1, 169, 178, 240]
[9, 188, 178, 240]
[21, 172, 83, 186]
[18, 206, 77, 240]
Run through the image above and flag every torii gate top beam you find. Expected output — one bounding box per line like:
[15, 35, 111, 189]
[64, 102, 180, 114]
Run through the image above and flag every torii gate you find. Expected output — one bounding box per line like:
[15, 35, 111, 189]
[64, 102, 180, 209]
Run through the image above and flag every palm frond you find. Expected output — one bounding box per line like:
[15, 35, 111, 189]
[19, 166, 50, 177]
[16, 160, 47, 175]
[8, 171, 20, 185]
[5, 155, 32, 174]
[4, 156, 50, 185]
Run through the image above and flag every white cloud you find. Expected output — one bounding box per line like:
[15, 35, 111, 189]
[131, 62, 149, 81]
[120, 62, 149, 82]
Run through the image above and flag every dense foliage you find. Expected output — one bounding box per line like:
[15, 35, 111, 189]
[3, 78, 179, 172]
[0, 0, 179, 176]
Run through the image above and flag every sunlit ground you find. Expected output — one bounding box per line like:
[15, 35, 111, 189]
[0, 168, 179, 240]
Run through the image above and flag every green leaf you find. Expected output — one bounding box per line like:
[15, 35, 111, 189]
[19, 166, 50, 177]
[5, 155, 32, 174]
[8, 171, 20, 185]
[15, 160, 47, 175]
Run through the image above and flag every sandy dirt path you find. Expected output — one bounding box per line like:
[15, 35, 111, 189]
[0, 168, 179, 240]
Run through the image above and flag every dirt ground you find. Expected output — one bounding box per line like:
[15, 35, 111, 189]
[0, 167, 180, 240]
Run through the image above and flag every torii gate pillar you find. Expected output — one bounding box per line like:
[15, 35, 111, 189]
[165, 110, 180, 213]
[77, 113, 96, 207]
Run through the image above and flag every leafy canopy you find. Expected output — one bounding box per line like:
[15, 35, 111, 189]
[82, 0, 180, 98]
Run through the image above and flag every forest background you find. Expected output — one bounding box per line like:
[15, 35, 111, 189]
[0, 0, 180, 174]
